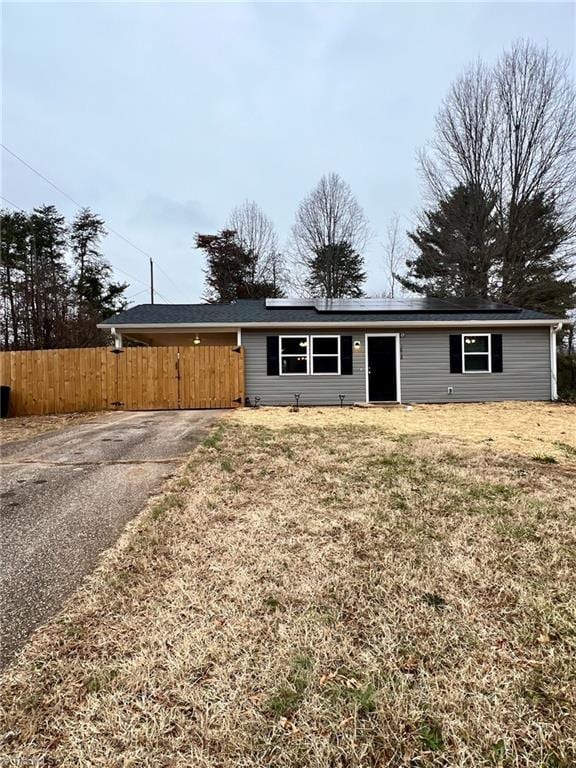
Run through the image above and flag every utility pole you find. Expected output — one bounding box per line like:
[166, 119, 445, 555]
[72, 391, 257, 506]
[150, 257, 154, 304]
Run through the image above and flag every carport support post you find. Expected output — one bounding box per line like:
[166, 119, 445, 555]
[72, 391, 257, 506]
[111, 327, 123, 350]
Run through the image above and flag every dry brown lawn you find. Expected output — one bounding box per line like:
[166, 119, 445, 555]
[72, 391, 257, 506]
[1, 404, 575, 767]
[240, 401, 576, 463]
[0, 412, 100, 445]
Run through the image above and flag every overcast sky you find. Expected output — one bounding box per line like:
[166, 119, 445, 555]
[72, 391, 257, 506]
[2, 2, 574, 303]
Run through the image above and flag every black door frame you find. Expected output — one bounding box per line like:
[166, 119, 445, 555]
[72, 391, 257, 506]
[365, 333, 401, 402]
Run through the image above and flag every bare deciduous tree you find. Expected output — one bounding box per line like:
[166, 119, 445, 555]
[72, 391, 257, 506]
[381, 214, 407, 298]
[292, 173, 369, 258]
[421, 58, 497, 203]
[421, 41, 576, 218]
[226, 200, 285, 295]
[413, 40, 576, 314]
[291, 172, 369, 297]
[492, 42, 576, 300]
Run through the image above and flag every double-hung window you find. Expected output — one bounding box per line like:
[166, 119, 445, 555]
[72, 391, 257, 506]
[280, 336, 309, 374]
[462, 334, 491, 373]
[311, 335, 340, 374]
[279, 335, 341, 375]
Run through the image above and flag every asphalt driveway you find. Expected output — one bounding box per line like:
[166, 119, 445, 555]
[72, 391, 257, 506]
[0, 409, 222, 668]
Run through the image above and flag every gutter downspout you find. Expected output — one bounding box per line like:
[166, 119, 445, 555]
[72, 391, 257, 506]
[550, 323, 562, 401]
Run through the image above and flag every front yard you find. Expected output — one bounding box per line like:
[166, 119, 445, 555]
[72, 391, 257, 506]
[0, 411, 99, 444]
[1, 403, 575, 766]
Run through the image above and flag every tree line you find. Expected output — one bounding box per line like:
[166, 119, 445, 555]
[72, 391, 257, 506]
[0, 205, 128, 350]
[2, 41, 574, 353]
[196, 173, 369, 302]
[198, 40, 575, 318]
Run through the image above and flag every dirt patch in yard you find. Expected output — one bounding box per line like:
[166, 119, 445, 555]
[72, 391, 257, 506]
[0, 412, 100, 445]
[239, 401, 576, 463]
[0, 415, 574, 766]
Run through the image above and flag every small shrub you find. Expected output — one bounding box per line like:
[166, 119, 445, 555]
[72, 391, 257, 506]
[557, 353, 576, 401]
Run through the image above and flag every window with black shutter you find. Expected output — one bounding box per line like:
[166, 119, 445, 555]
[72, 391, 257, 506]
[266, 336, 280, 376]
[491, 334, 503, 372]
[340, 336, 353, 375]
[451, 333, 503, 374]
[449, 334, 463, 373]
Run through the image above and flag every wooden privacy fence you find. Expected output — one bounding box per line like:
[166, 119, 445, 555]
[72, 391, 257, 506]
[0, 346, 245, 416]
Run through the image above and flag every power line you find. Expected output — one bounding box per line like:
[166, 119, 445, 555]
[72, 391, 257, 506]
[125, 288, 150, 302]
[154, 289, 174, 304]
[1, 143, 176, 302]
[154, 260, 194, 302]
[0, 192, 152, 291]
[0, 194, 26, 211]
[1, 144, 86, 209]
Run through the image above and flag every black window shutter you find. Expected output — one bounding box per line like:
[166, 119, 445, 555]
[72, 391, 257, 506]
[449, 334, 462, 373]
[266, 336, 280, 376]
[340, 336, 353, 375]
[491, 334, 503, 372]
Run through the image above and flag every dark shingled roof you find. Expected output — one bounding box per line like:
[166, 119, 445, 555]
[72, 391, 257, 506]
[100, 299, 558, 326]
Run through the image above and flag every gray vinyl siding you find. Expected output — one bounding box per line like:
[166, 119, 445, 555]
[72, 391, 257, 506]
[242, 326, 551, 405]
[243, 330, 365, 407]
[401, 327, 550, 402]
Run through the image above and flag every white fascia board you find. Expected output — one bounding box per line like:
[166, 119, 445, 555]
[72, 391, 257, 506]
[96, 324, 239, 332]
[97, 319, 564, 331]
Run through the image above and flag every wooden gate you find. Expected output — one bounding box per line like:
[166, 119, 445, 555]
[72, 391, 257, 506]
[178, 346, 244, 409]
[116, 346, 244, 410]
[115, 347, 180, 410]
[0, 345, 244, 416]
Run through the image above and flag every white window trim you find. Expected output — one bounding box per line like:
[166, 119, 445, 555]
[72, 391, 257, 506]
[462, 333, 492, 374]
[311, 335, 341, 376]
[279, 334, 309, 376]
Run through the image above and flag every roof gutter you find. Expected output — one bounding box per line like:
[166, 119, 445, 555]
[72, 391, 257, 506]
[98, 319, 565, 330]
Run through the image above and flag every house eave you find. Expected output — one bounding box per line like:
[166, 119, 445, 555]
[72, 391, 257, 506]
[97, 319, 564, 331]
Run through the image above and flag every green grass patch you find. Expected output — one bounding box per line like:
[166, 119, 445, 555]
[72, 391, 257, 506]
[265, 654, 313, 719]
[496, 522, 539, 542]
[203, 425, 225, 449]
[322, 667, 378, 717]
[150, 493, 185, 520]
[419, 718, 444, 751]
[533, 454, 558, 464]
[85, 669, 118, 694]
[553, 441, 576, 458]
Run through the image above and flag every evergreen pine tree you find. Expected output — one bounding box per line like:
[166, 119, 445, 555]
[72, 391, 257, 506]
[399, 184, 500, 299]
[306, 242, 366, 298]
